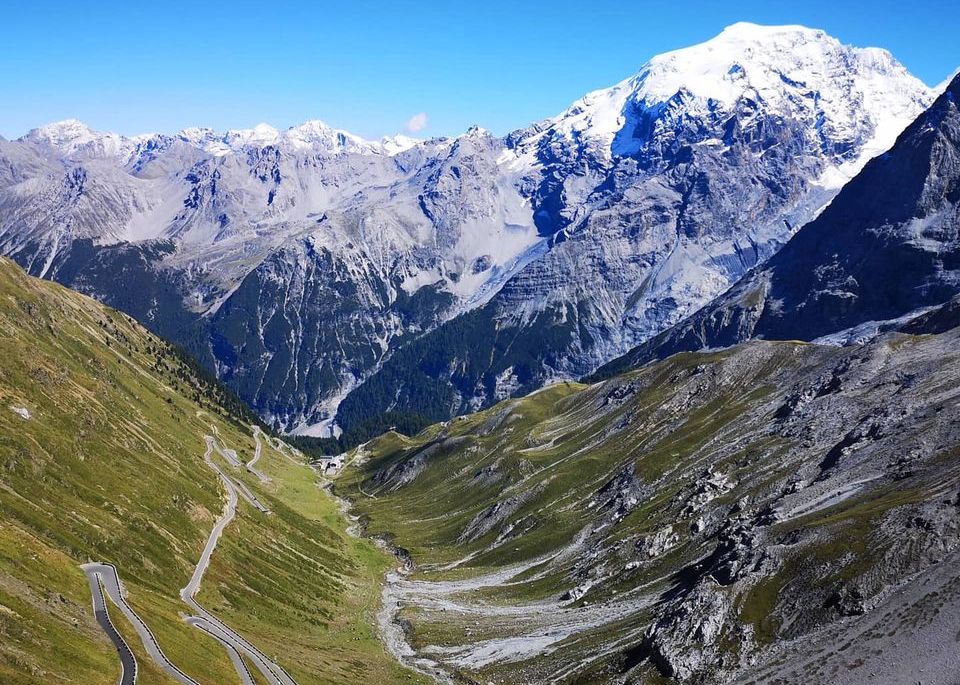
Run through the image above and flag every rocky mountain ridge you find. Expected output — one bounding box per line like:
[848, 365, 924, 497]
[596, 72, 960, 379]
[338, 323, 960, 684]
[0, 24, 938, 437]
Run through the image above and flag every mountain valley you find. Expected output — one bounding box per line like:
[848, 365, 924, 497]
[2, 17, 960, 685]
[339, 325, 960, 684]
[0, 24, 938, 443]
[0, 258, 422, 684]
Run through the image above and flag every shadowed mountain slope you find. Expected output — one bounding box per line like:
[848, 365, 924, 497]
[596, 74, 960, 380]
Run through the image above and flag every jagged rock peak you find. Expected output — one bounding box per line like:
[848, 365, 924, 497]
[20, 117, 422, 159]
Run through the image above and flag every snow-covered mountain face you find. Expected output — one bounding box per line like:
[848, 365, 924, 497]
[499, 23, 932, 340]
[0, 24, 937, 436]
[596, 73, 960, 379]
[332, 24, 938, 441]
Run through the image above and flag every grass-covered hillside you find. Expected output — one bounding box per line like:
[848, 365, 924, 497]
[0, 258, 425, 685]
[338, 329, 960, 684]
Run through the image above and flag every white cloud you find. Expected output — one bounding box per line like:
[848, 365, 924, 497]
[404, 112, 428, 133]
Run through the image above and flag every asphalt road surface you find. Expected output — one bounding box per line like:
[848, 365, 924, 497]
[79, 430, 299, 685]
[247, 427, 271, 482]
[83, 567, 136, 685]
[178, 436, 296, 685]
[82, 563, 199, 685]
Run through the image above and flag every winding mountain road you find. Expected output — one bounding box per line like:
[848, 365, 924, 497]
[212, 438, 242, 467]
[261, 427, 305, 465]
[82, 431, 298, 685]
[83, 567, 137, 685]
[232, 475, 271, 513]
[186, 618, 256, 685]
[246, 427, 271, 482]
[175, 436, 295, 685]
[211, 434, 270, 511]
[81, 563, 200, 685]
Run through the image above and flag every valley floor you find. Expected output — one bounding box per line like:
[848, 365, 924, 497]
[336, 333, 960, 684]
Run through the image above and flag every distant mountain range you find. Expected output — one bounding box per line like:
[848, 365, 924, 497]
[0, 23, 945, 445]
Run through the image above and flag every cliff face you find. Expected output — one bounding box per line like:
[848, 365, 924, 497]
[598, 75, 960, 380]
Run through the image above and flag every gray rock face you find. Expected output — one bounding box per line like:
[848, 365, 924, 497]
[599, 74, 960, 379]
[0, 25, 934, 435]
[342, 325, 960, 684]
[206, 236, 454, 430]
[0, 122, 536, 432]
[332, 26, 936, 438]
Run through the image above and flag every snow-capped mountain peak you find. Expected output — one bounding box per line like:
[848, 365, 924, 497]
[284, 119, 347, 148]
[937, 67, 960, 94]
[220, 123, 280, 151]
[21, 119, 151, 160]
[28, 118, 94, 143]
[172, 119, 421, 156]
[520, 22, 933, 171]
[378, 134, 420, 155]
[0, 23, 941, 436]
[21, 118, 421, 161]
[282, 119, 419, 155]
[637, 22, 844, 105]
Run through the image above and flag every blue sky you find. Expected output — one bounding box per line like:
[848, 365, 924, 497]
[3, 0, 957, 140]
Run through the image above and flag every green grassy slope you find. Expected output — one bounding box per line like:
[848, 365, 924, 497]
[0, 258, 424, 685]
[338, 332, 960, 683]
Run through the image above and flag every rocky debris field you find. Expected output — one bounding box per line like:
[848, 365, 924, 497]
[338, 326, 960, 684]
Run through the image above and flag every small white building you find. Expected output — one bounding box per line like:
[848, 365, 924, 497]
[317, 454, 345, 473]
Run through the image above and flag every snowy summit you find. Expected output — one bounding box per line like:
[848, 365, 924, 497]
[518, 22, 931, 177]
